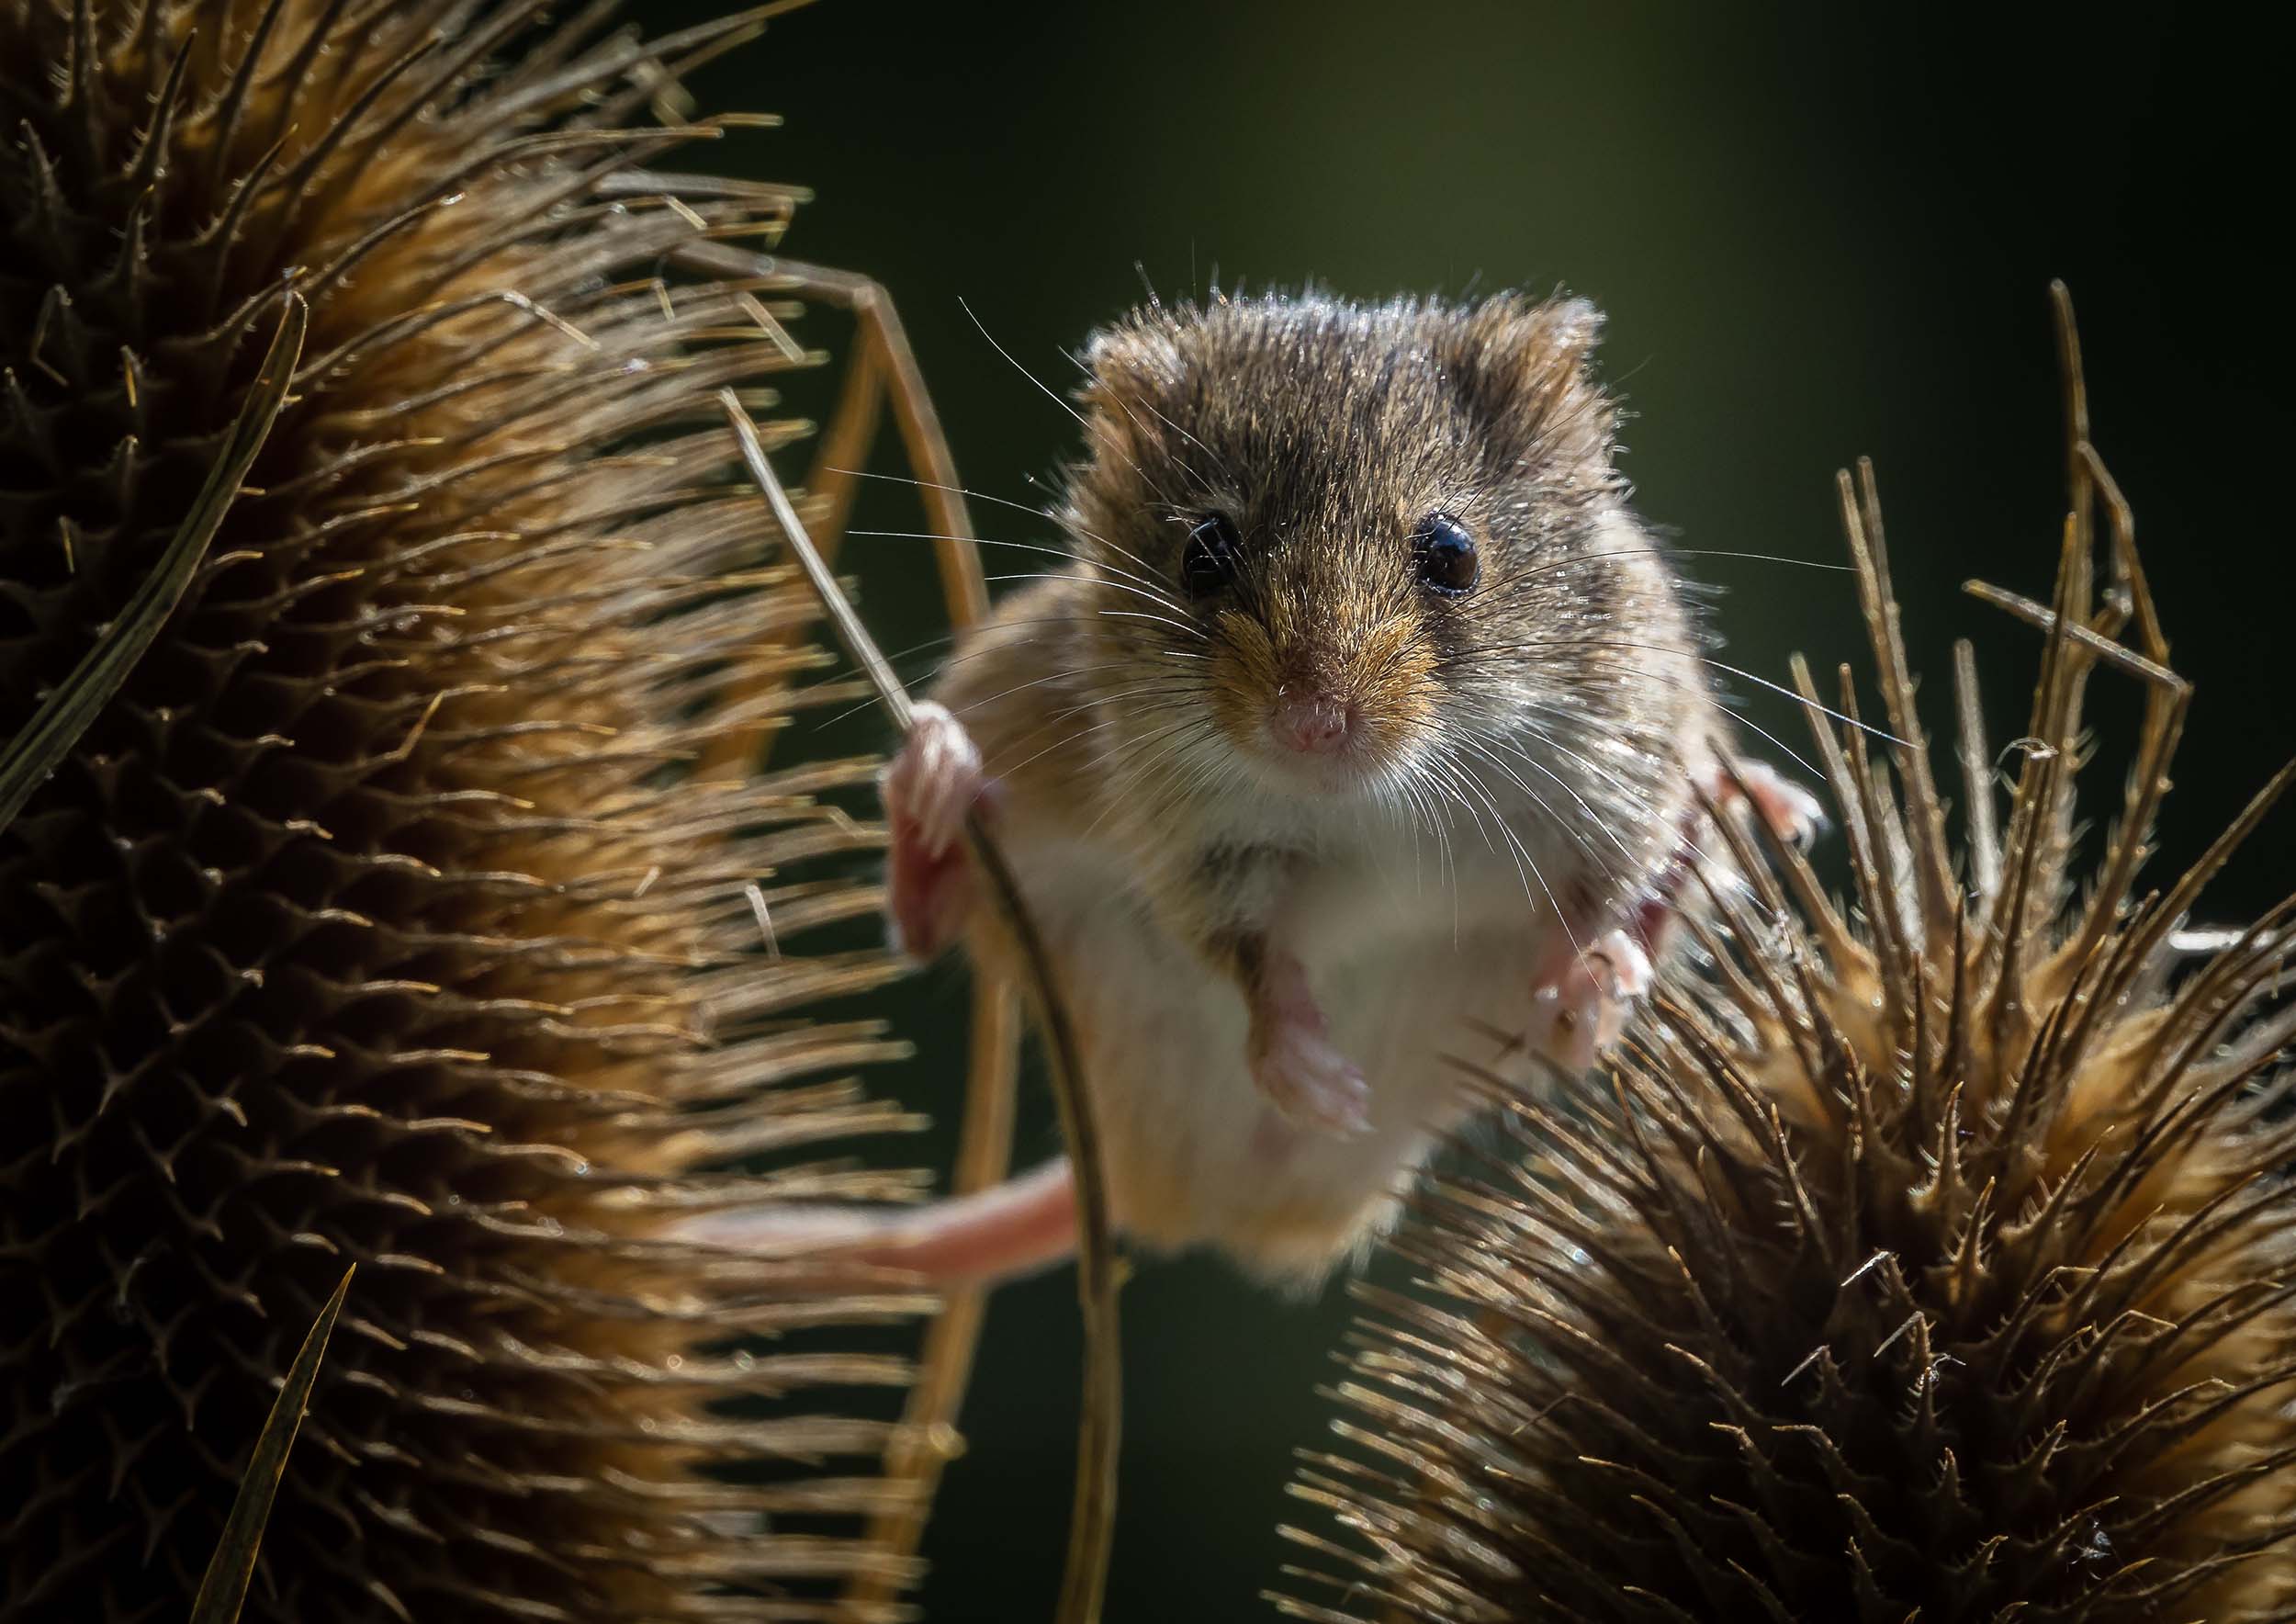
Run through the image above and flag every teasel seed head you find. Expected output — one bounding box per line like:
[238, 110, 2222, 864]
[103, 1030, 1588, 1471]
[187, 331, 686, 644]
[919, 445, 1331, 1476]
[1, 3, 931, 1618]
[1285, 302, 2296, 1623]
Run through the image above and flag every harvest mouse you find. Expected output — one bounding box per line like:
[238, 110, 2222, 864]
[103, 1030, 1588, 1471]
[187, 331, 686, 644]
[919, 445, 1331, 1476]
[690, 290, 1815, 1290]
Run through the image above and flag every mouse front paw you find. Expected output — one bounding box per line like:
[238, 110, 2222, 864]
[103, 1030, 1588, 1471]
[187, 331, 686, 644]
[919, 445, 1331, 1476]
[1710, 757, 1825, 850]
[1250, 1018, 1372, 1138]
[882, 701, 987, 960]
[1525, 927, 1654, 1074]
[1243, 946, 1371, 1136]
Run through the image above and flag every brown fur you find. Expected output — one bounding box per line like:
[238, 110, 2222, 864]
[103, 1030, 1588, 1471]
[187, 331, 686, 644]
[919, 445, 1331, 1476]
[929, 289, 1732, 1277]
[939, 289, 1721, 943]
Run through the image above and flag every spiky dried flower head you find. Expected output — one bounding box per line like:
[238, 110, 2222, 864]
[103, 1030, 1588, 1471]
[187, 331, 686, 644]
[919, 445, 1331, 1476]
[1284, 304, 2296, 1623]
[1, 3, 938, 1619]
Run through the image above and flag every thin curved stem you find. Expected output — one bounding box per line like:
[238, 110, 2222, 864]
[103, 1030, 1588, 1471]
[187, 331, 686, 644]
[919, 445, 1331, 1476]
[722, 391, 1123, 1624]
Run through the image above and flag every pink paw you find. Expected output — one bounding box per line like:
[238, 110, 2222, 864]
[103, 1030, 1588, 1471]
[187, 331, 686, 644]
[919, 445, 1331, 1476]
[1717, 758, 1824, 849]
[1251, 1017, 1372, 1137]
[1526, 927, 1654, 1073]
[1245, 949, 1370, 1136]
[881, 702, 986, 960]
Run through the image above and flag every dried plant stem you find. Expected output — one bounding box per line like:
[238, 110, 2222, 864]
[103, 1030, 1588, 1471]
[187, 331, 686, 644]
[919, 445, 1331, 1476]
[846, 979, 1022, 1616]
[670, 241, 985, 781]
[652, 227, 1021, 1606]
[720, 391, 1123, 1624]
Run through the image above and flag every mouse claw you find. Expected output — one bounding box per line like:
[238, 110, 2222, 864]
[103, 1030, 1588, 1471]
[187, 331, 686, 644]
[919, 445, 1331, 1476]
[883, 702, 988, 960]
[1525, 927, 1654, 1074]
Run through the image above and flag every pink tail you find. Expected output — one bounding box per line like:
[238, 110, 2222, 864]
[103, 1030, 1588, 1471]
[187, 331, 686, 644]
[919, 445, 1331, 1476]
[675, 1156, 1080, 1289]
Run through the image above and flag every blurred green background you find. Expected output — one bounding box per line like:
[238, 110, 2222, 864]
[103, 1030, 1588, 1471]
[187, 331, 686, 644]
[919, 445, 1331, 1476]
[637, 3, 2290, 1618]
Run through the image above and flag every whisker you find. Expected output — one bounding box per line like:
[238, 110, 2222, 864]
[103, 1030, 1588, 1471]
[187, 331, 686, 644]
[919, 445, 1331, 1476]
[823, 464, 1162, 588]
[1469, 545, 1858, 610]
[847, 525, 1176, 601]
[961, 295, 1187, 513]
[985, 570, 1203, 626]
[1461, 668, 1828, 789]
[1097, 608, 1217, 642]
[1078, 380, 1227, 508]
[1458, 733, 1625, 894]
[949, 661, 1143, 721]
[1470, 635, 1903, 750]
[1077, 716, 1227, 842]
[1476, 722, 1759, 908]
[1446, 753, 1595, 980]
[961, 293, 1095, 435]
[1124, 393, 1241, 499]
[806, 615, 1201, 729]
[995, 687, 1212, 781]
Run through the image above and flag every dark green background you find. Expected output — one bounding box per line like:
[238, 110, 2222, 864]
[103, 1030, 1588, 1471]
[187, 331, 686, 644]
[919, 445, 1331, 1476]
[641, 4, 2290, 1618]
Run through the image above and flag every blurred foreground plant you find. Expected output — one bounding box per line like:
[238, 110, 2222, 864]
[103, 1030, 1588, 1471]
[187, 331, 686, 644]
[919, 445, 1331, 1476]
[0, 3, 983, 1618]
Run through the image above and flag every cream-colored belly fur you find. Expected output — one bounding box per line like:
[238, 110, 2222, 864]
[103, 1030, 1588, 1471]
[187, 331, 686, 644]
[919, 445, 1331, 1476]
[1019, 841, 1557, 1289]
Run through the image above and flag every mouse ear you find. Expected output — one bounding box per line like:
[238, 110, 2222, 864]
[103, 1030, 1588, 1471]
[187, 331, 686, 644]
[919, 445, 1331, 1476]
[1449, 291, 1605, 378]
[1543, 295, 1606, 358]
[1446, 293, 1615, 466]
[1073, 314, 1187, 467]
[1076, 312, 1184, 405]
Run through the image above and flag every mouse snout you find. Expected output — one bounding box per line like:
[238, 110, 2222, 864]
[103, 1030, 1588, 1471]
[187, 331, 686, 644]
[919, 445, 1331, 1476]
[1210, 615, 1432, 789]
[1271, 687, 1359, 757]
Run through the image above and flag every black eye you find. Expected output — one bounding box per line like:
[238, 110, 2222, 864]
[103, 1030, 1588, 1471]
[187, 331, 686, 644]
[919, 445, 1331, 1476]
[1412, 511, 1479, 595]
[1181, 512, 1245, 597]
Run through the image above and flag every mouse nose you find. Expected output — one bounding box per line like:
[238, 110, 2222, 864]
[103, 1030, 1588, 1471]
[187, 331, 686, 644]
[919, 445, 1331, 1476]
[1272, 690, 1358, 756]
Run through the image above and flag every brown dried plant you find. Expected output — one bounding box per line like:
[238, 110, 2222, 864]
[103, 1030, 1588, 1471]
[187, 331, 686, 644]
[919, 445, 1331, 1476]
[0, 3, 986, 1618]
[1281, 288, 2296, 1622]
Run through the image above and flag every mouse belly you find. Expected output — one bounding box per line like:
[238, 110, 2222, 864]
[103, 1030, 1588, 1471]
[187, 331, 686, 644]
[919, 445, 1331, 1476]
[1020, 863, 1548, 1288]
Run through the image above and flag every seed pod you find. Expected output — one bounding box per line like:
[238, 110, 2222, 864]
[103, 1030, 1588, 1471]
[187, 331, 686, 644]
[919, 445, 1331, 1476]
[1286, 320, 2296, 1622]
[0, 4, 927, 1619]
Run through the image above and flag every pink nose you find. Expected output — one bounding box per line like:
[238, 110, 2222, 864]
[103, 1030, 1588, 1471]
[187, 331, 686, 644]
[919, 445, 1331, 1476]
[1273, 692, 1356, 755]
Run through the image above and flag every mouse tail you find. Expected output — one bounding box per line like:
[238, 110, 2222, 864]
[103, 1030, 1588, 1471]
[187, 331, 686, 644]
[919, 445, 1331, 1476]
[671, 1156, 1080, 1290]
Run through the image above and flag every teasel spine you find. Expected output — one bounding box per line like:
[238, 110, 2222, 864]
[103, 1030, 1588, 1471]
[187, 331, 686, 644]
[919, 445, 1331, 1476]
[0, 2, 977, 1618]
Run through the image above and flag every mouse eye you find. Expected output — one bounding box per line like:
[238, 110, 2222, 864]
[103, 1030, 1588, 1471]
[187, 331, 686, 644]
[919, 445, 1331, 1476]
[1181, 512, 1245, 597]
[1412, 511, 1479, 595]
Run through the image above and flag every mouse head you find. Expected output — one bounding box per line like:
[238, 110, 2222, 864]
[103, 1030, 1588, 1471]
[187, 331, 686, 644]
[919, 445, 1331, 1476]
[1061, 291, 1695, 801]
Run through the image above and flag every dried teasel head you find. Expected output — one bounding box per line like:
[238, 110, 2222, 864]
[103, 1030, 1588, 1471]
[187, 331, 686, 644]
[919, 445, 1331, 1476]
[1, 3, 937, 1619]
[1283, 293, 2296, 1623]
